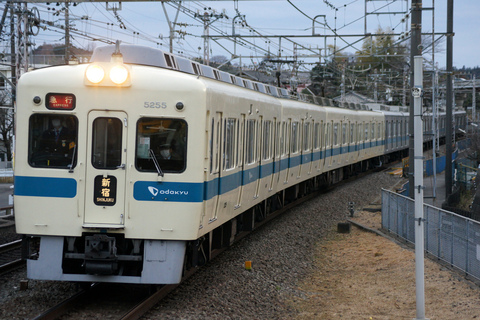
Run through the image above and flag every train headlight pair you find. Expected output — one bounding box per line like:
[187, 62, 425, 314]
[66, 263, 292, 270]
[85, 63, 130, 86]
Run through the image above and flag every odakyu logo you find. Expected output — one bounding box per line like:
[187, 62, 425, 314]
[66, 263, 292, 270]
[148, 186, 159, 196]
[148, 186, 189, 197]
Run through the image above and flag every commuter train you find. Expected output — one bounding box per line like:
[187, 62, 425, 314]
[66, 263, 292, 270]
[14, 44, 466, 284]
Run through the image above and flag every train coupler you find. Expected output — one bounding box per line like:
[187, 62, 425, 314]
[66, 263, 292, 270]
[84, 234, 118, 275]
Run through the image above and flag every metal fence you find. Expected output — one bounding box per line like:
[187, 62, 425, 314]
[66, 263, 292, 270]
[382, 189, 480, 281]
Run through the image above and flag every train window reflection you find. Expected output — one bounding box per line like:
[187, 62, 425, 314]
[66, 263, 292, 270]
[92, 118, 122, 169]
[136, 118, 187, 173]
[28, 114, 78, 168]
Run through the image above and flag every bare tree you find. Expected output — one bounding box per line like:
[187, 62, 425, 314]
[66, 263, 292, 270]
[0, 91, 14, 162]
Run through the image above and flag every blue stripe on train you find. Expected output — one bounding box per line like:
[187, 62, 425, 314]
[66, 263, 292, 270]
[15, 176, 77, 198]
[16, 141, 387, 202]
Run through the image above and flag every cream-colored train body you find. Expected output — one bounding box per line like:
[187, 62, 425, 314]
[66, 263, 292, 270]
[15, 44, 428, 285]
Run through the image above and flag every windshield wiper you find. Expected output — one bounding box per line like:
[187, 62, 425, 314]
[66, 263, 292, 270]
[149, 149, 164, 177]
[68, 144, 77, 173]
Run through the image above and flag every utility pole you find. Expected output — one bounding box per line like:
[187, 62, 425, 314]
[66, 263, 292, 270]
[196, 8, 227, 66]
[161, 1, 182, 54]
[412, 55, 429, 320]
[9, 2, 16, 97]
[473, 74, 476, 123]
[15, 2, 29, 82]
[408, 0, 423, 199]
[445, 0, 454, 200]
[64, 1, 70, 63]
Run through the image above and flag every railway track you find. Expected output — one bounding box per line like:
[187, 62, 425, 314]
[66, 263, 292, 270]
[32, 282, 181, 320]
[0, 239, 24, 274]
[27, 166, 393, 320]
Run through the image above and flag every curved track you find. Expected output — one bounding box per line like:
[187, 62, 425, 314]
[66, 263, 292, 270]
[29, 166, 388, 320]
[0, 239, 24, 274]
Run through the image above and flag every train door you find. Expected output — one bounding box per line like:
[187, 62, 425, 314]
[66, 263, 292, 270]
[217, 116, 239, 216]
[306, 120, 313, 175]
[348, 122, 354, 163]
[268, 118, 278, 190]
[235, 114, 246, 208]
[254, 116, 263, 199]
[83, 111, 128, 227]
[207, 112, 223, 223]
[298, 119, 305, 177]
[317, 121, 324, 173]
[284, 119, 291, 184]
[324, 122, 330, 168]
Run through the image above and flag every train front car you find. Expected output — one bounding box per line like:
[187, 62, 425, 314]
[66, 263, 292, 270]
[15, 45, 206, 284]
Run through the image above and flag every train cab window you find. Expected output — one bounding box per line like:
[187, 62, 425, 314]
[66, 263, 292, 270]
[136, 118, 187, 173]
[28, 114, 78, 169]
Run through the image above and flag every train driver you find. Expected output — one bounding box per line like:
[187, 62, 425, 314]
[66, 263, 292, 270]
[159, 140, 182, 161]
[37, 116, 75, 166]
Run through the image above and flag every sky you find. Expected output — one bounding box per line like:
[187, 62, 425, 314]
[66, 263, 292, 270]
[3, 0, 479, 70]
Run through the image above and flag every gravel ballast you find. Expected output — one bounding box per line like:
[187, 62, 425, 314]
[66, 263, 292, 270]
[0, 171, 399, 319]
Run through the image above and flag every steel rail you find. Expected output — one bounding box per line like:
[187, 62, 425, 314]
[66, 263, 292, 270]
[32, 284, 100, 320]
[0, 239, 22, 254]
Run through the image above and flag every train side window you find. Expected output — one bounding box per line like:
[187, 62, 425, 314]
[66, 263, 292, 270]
[350, 123, 355, 144]
[280, 121, 285, 156]
[275, 120, 280, 156]
[237, 117, 244, 166]
[357, 123, 362, 143]
[224, 118, 236, 170]
[263, 120, 272, 160]
[135, 118, 187, 173]
[325, 123, 331, 148]
[314, 122, 319, 149]
[303, 121, 311, 151]
[333, 123, 338, 146]
[28, 114, 78, 169]
[291, 121, 299, 153]
[342, 123, 347, 145]
[246, 119, 256, 164]
[210, 118, 214, 173]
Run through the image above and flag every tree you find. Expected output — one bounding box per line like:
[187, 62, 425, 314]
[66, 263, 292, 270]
[0, 91, 14, 161]
[309, 45, 350, 98]
[353, 27, 408, 103]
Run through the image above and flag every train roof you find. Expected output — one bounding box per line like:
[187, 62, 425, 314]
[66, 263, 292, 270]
[91, 44, 359, 108]
[91, 44, 291, 99]
[90, 44, 387, 114]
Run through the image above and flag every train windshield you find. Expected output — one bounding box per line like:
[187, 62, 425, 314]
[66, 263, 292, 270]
[136, 118, 187, 173]
[28, 114, 78, 169]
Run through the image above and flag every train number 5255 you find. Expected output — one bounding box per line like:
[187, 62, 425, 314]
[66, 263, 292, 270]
[144, 102, 167, 109]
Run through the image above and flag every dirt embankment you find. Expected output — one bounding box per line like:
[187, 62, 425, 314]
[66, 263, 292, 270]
[289, 209, 480, 319]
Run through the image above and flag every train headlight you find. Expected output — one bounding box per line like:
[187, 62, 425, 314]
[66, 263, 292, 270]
[85, 64, 105, 84]
[109, 65, 129, 85]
